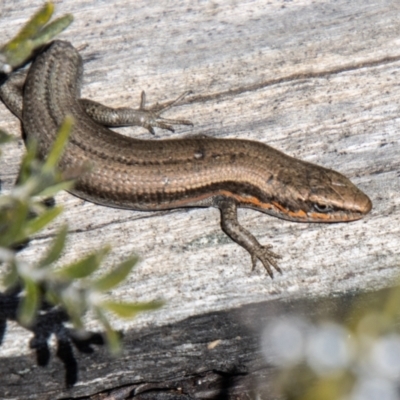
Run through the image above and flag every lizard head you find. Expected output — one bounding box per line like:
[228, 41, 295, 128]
[256, 162, 372, 223]
[297, 166, 372, 222]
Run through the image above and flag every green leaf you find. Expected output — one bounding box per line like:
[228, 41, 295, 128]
[45, 287, 60, 306]
[38, 225, 68, 268]
[43, 115, 74, 171]
[0, 129, 13, 145]
[37, 180, 75, 198]
[92, 255, 139, 292]
[100, 300, 163, 319]
[0, 3, 73, 73]
[18, 277, 40, 326]
[0, 129, 14, 156]
[95, 307, 122, 355]
[18, 205, 63, 242]
[12, 3, 54, 43]
[31, 14, 74, 48]
[1, 260, 19, 289]
[18, 139, 38, 184]
[0, 3, 53, 69]
[56, 246, 111, 280]
[104, 324, 121, 356]
[61, 287, 84, 329]
[0, 201, 29, 247]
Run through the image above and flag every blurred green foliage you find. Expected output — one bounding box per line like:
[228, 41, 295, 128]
[0, 118, 162, 355]
[0, 3, 73, 73]
[0, 3, 163, 355]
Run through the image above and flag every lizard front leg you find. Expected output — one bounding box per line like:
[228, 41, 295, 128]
[217, 197, 282, 278]
[80, 91, 192, 134]
[0, 70, 26, 119]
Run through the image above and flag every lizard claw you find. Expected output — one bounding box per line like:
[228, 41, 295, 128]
[139, 90, 193, 134]
[251, 246, 282, 278]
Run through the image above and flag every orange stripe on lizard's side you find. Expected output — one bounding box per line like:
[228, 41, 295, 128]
[220, 190, 310, 219]
[157, 189, 347, 222]
[308, 212, 332, 221]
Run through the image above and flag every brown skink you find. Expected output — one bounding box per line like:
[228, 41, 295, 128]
[0, 40, 372, 277]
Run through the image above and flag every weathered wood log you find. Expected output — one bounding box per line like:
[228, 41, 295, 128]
[1, 0, 400, 398]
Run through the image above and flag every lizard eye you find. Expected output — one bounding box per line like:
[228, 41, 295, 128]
[313, 203, 332, 213]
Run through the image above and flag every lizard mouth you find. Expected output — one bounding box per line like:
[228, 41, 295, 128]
[216, 190, 372, 223]
[246, 197, 372, 223]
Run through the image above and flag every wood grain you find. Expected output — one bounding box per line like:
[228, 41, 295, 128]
[1, 0, 400, 398]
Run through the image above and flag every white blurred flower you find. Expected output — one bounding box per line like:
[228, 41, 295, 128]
[349, 377, 399, 400]
[261, 317, 309, 366]
[369, 334, 400, 381]
[306, 322, 354, 376]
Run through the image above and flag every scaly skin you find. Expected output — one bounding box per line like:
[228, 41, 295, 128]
[0, 40, 372, 277]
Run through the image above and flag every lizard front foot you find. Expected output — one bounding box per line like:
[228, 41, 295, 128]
[80, 90, 193, 134]
[218, 197, 283, 278]
[250, 245, 282, 278]
[138, 90, 193, 135]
